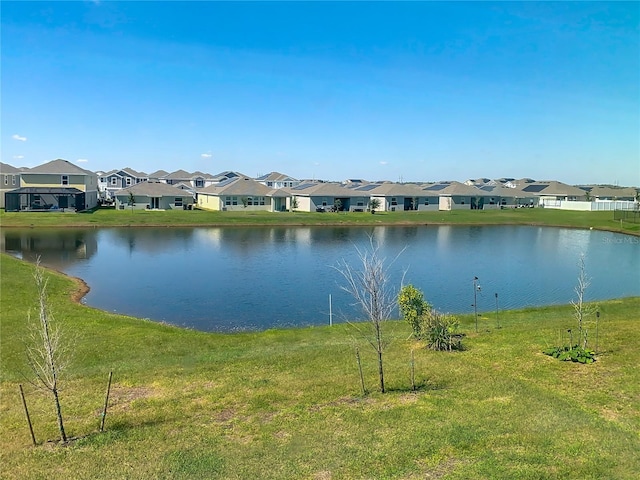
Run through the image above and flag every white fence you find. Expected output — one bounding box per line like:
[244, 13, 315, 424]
[540, 199, 637, 211]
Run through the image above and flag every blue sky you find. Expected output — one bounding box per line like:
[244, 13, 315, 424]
[2, 1, 638, 185]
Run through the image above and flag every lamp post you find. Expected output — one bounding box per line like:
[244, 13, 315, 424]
[495, 292, 500, 329]
[473, 276, 481, 332]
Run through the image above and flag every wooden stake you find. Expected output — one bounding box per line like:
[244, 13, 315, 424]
[19, 384, 37, 446]
[411, 349, 416, 392]
[100, 371, 113, 432]
[356, 348, 366, 396]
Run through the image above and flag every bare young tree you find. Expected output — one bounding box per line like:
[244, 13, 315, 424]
[334, 237, 403, 393]
[25, 259, 71, 443]
[571, 253, 593, 349]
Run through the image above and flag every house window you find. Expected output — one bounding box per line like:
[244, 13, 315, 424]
[225, 196, 231, 206]
[195, 179, 203, 188]
[175, 197, 183, 207]
[247, 197, 253, 206]
[322, 198, 328, 207]
[61, 175, 69, 185]
[12, 175, 16, 185]
[267, 181, 273, 187]
[232, 197, 238, 206]
[126, 178, 132, 186]
[100, 177, 106, 183]
[111, 177, 118, 186]
[357, 200, 364, 207]
[424, 199, 429, 205]
[259, 197, 265, 205]
[391, 197, 397, 206]
[4, 175, 7, 185]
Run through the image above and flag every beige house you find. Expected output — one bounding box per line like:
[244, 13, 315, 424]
[197, 176, 288, 212]
[4, 159, 98, 211]
[115, 182, 195, 210]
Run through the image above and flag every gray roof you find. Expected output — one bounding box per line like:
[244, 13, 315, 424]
[517, 181, 586, 197]
[148, 169, 169, 179]
[198, 176, 276, 196]
[165, 169, 194, 180]
[120, 167, 148, 178]
[286, 182, 367, 197]
[0, 162, 22, 174]
[27, 159, 95, 176]
[115, 182, 194, 197]
[256, 171, 298, 182]
[422, 181, 487, 196]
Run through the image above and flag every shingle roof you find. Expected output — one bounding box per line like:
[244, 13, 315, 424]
[256, 171, 299, 183]
[198, 177, 274, 196]
[27, 159, 95, 176]
[120, 167, 148, 178]
[0, 162, 22, 174]
[148, 169, 169, 179]
[115, 182, 194, 197]
[285, 182, 366, 197]
[165, 169, 194, 180]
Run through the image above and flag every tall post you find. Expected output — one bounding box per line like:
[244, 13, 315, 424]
[595, 311, 600, 354]
[473, 276, 479, 333]
[100, 371, 113, 432]
[19, 385, 37, 446]
[329, 294, 333, 327]
[495, 292, 500, 329]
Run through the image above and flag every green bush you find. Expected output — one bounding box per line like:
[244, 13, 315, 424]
[424, 310, 463, 351]
[543, 345, 596, 364]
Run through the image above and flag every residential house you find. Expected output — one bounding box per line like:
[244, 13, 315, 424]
[4, 159, 98, 212]
[97, 167, 149, 201]
[580, 185, 638, 202]
[114, 182, 195, 210]
[148, 169, 169, 182]
[161, 170, 218, 198]
[286, 182, 370, 212]
[357, 182, 436, 211]
[0, 162, 23, 209]
[255, 171, 300, 189]
[516, 181, 587, 208]
[197, 176, 288, 212]
[420, 182, 488, 210]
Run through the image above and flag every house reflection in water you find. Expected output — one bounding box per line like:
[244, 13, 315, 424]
[1, 229, 98, 266]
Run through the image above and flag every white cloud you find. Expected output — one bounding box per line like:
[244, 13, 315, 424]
[77, 158, 89, 163]
[13, 155, 24, 160]
[12, 134, 27, 142]
[379, 161, 388, 165]
[201, 153, 212, 158]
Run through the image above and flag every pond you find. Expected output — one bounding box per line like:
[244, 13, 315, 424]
[2, 226, 638, 332]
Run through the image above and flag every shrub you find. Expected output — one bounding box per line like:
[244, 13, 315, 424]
[543, 345, 596, 364]
[398, 285, 430, 338]
[424, 310, 463, 351]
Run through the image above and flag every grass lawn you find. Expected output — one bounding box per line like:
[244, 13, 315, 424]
[1, 207, 639, 236]
[1, 254, 639, 479]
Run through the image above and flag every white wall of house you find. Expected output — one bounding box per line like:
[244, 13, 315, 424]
[115, 194, 193, 210]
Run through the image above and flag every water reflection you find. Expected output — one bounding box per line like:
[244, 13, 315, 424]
[1, 226, 638, 332]
[2, 229, 97, 266]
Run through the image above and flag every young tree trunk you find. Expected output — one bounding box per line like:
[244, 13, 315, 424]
[52, 387, 67, 443]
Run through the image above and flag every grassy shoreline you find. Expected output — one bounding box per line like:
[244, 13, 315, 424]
[1, 254, 639, 479]
[1, 207, 639, 236]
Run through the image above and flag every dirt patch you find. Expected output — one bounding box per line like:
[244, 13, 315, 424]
[106, 385, 156, 413]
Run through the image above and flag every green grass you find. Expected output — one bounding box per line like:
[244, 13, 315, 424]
[1, 207, 639, 235]
[1, 254, 639, 478]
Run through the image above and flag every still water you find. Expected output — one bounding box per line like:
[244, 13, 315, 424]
[2, 226, 638, 332]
